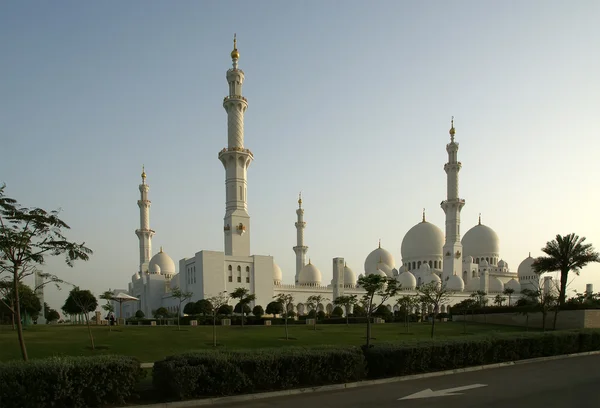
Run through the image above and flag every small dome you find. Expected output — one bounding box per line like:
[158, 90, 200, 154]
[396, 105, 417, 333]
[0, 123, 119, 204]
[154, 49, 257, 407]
[466, 277, 480, 292]
[398, 270, 416, 289]
[298, 261, 322, 285]
[498, 259, 507, 268]
[420, 263, 431, 272]
[447, 275, 465, 292]
[421, 272, 441, 286]
[375, 262, 394, 277]
[148, 248, 175, 275]
[150, 263, 161, 274]
[372, 269, 387, 277]
[479, 259, 489, 267]
[132, 272, 141, 282]
[462, 223, 500, 258]
[344, 264, 356, 285]
[274, 263, 283, 282]
[364, 244, 395, 275]
[505, 278, 521, 293]
[464, 255, 474, 263]
[401, 221, 444, 261]
[489, 277, 504, 293]
[518, 255, 535, 278]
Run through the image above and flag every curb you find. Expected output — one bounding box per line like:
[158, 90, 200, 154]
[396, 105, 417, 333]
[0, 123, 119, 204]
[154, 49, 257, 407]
[131, 350, 600, 407]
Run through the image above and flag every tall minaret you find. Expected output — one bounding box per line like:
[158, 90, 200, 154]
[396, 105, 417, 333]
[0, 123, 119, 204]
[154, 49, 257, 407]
[219, 34, 253, 257]
[293, 193, 308, 284]
[135, 166, 155, 273]
[440, 118, 465, 281]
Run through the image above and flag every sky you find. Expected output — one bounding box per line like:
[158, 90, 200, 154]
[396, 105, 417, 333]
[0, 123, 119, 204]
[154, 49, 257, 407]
[1, 1, 600, 311]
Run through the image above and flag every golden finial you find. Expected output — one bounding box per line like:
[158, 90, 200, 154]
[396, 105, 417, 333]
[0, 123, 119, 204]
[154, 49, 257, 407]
[231, 33, 240, 60]
[141, 165, 146, 182]
[449, 116, 456, 136]
[344, 261, 347, 267]
[308, 258, 311, 265]
[160, 246, 163, 253]
[422, 208, 426, 223]
[529, 251, 531, 258]
[298, 191, 302, 207]
[378, 239, 381, 249]
[478, 213, 481, 225]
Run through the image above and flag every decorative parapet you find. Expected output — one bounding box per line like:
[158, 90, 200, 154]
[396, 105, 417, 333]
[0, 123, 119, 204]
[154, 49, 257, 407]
[223, 95, 248, 103]
[218, 147, 254, 158]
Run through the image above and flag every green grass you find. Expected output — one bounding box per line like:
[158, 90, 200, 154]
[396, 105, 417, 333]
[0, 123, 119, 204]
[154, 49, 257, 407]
[0, 321, 536, 363]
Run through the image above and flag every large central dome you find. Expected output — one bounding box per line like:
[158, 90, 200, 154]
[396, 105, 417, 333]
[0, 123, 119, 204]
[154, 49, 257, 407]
[401, 221, 444, 261]
[462, 222, 500, 259]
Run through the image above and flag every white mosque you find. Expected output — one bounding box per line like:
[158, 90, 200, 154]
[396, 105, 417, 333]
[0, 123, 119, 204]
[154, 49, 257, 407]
[116, 38, 539, 318]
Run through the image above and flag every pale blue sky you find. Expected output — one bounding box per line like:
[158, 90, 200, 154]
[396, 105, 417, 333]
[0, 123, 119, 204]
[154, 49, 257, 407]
[1, 1, 599, 310]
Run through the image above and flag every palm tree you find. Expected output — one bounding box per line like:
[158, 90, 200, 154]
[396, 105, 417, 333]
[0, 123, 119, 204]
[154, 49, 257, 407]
[503, 288, 515, 306]
[532, 233, 600, 330]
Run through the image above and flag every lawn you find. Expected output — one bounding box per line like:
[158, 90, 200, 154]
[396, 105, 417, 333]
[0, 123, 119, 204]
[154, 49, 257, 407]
[0, 321, 536, 363]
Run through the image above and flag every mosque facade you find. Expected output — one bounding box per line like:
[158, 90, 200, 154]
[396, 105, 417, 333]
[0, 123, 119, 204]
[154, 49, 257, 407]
[117, 39, 538, 319]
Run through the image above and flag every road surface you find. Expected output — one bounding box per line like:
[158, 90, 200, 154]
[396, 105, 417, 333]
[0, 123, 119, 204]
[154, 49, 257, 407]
[206, 354, 600, 407]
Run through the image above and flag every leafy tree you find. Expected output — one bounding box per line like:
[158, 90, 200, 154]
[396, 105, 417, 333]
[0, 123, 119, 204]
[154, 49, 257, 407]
[233, 303, 251, 315]
[45, 307, 60, 323]
[252, 305, 264, 318]
[331, 306, 344, 317]
[357, 274, 400, 348]
[206, 292, 230, 346]
[135, 310, 145, 319]
[0, 282, 42, 326]
[218, 304, 233, 315]
[0, 184, 92, 360]
[532, 233, 600, 330]
[230, 287, 256, 328]
[417, 279, 453, 339]
[154, 307, 169, 319]
[451, 298, 478, 334]
[396, 295, 419, 332]
[62, 287, 97, 350]
[195, 299, 212, 316]
[471, 290, 488, 308]
[306, 295, 328, 331]
[169, 287, 193, 330]
[352, 304, 366, 317]
[99, 291, 115, 331]
[316, 310, 326, 320]
[493, 294, 506, 307]
[266, 301, 283, 316]
[183, 302, 197, 315]
[274, 293, 295, 340]
[373, 304, 392, 319]
[333, 294, 358, 325]
[307, 309, 316, 318]
[503, 287, 515, 306]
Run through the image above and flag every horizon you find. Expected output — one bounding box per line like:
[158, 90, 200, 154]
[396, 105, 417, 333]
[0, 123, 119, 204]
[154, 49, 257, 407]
[1, 1, 599, 311]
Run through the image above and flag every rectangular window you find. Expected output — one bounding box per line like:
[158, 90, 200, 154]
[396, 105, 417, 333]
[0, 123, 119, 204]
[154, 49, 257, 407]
[246, 277, 250, 283]
[237, 277, 241, 282]
[229, 276, 232, 282]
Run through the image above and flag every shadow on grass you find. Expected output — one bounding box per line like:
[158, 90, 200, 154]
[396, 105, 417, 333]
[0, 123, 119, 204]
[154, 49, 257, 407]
[278, 337, 298, 341]
[87, 346, 110, 350]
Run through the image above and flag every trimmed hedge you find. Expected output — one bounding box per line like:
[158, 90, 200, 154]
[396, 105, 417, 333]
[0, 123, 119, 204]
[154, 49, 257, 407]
[0, 355, 145, 408]
[152, 347, 366, 400]
[362, 330, 600, 379]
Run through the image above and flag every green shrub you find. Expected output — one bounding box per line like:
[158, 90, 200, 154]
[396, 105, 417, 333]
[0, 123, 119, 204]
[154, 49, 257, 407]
[362, 330, 597, 379]
[0, 355, 144, 408]
[153, 347, 366, 400]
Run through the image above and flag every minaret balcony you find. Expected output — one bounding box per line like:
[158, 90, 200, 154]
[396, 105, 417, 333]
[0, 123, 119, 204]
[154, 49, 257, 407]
[223, 95, 247, 103]
[218, 147, 254, 158]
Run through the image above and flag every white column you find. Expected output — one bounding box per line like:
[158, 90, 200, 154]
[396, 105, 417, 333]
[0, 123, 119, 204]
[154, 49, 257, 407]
[135, 167, 155, 273]
[293, 194, 308, 283]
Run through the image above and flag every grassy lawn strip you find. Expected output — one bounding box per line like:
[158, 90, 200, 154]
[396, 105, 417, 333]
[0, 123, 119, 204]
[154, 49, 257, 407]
[0, 321, 534, 362]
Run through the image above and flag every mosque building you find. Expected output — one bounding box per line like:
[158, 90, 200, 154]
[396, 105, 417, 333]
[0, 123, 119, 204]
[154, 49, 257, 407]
[117, 38, 538, 318]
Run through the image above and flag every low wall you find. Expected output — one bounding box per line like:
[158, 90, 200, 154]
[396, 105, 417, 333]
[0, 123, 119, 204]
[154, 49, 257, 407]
[453, 309, 600, 330]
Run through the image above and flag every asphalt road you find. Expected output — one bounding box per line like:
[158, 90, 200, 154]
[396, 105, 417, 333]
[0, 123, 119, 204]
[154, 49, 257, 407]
[208, 354, 600, 408]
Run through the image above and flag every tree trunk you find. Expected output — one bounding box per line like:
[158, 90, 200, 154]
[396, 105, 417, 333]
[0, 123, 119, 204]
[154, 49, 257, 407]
[313, 316, 316, 331]
[213, 315, 217, 346]
[284, 316, 289, 340]
[366, 316, 371, 348]
[13, 270, 28, 361]
[463, 311, 467, 334]
[177, 305, 181, 331]
[11, 310, 15, 330]
[554, 270, 568, 330]
[526, 314, 529, 331]
[542, 311, 546, 331]
[430, 313, 436, 339]
[346, 307, 349, 326]
[84, 312, 95, 350]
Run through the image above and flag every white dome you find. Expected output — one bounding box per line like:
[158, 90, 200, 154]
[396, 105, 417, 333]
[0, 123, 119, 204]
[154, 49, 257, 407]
[298, 262, 322, 285]
[397, 270, 416, 289]
[372, 269, 388, 277]
[464, 255, 474, 264]
[447, 275, 465, 292]
[132, 272, 141, 282]
[364, 245, 395, 274]
[401, 221, 444, 261]
[498, 259, 507, 268]
[421, 272, 441, 286]
[466, 277, 480, 292]
[274, 263, 283, 282]
[462, 223, 500, 258]
[148, 248, 175, 275]
[375, 262, 394, 277]
[150, 263, 161, 274]
[489, 277, 504, 293]
[505, 278, 521, 292]
[343, 264, 356, 285]
[518, 255, 535, 278]
[420, 263, 431, 272]
[480, 259, 489, 267]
